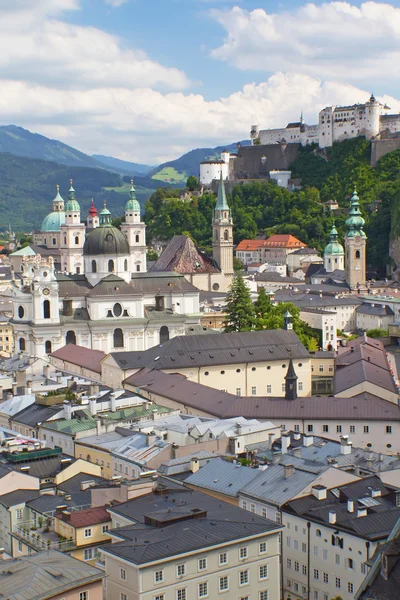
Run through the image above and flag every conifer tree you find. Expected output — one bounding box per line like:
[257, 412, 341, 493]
[254, 286, 272, 330]
[223, 275, 255, 332]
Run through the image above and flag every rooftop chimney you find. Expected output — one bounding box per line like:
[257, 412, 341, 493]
[190, 457, 200, 473]
[281, 432, 290, 454]
[311, 485, 327, 500]
[328, 511, 336, 524]
[89, 383, 100, 396]
[43, 364, 51, 378]
[63, 401, 72, 420]
[284, 464, 295, 479]
[347, 499, 354, 513]
[303, 435, 313, 447]
[89, 397, 97, 416]
[371, 489, 382, 498]
[340, 435, 352, 455]
[357, 508, 368, 518]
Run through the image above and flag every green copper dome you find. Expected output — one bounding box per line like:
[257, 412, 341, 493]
[324, 223, 344, 256]
[345, 187, 366, 238]
[41, 211, 66, 232]
[125, 180, 140, 212]
[65, 179, 80, 212]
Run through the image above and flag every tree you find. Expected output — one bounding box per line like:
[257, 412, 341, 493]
[223, 275, 255, 332]
[233, 257, 245, 272]
[366, 328, 388, 338]
[147, 248, 159, 262]
[186, 175, 199, 191]
[254, 287, 273, 330]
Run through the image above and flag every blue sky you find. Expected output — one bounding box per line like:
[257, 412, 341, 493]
[0, 1, 399, 163]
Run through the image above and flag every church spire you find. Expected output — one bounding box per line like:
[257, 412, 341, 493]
[215, 172, 230, 213]
[285, 359, 298, 401]
[345, 186, 366, 238]
[68, 178, 76, 200]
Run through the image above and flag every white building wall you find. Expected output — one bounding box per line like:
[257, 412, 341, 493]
[281, 512, 376, 600]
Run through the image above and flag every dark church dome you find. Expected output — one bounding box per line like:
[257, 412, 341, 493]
[83, 226, 129, 256]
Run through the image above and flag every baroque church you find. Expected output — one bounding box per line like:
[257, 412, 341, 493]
[311, 187, 367, 289]
[10, 177, 234, 358]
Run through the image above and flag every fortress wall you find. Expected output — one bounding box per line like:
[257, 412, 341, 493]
[371, 139, 400, 167]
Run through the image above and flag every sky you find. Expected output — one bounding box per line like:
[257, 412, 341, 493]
[2, 0, 400, 164]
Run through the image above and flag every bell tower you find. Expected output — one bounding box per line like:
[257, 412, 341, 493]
[121, 180, 147, 273]
[60, 179, 85, 274]
[212, 174, 233, 274]
[345, 187, 367, 290]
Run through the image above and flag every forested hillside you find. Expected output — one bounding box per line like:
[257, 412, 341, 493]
[145, 139, 400, 274]
[0, 153, 147, 231]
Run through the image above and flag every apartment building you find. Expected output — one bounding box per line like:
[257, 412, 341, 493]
[103, 479, 283, 600]
[281, 477, 400, 600]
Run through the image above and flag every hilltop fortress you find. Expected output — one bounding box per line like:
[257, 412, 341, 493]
[250, 94, 400, 149]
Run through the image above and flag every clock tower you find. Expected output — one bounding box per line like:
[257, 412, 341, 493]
[212, 174, 234, 275]
[345, 187, 367, 290]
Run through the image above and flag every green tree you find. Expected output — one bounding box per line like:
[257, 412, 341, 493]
[186, 175, 199, 191]
[233, 257, 245, 272]
[147, 248, 159, 261]
[254, 287, 272, 330]
[366, 328, 388, 338]
[223, 275, 255, 332]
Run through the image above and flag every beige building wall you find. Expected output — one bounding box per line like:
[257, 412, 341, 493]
[104, 531, 281, 600]
[51, 581, 103, 600]
[54, 458, 102, 485]
[281, 511, 376, 600]
[74, 443, 113, 479]
[0, 470, 39, 495]
[310, 357, 334, 377]
[335, 380, 398, 403]
[102, 355, 313, 396]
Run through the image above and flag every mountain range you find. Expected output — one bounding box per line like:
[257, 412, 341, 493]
[0, 124, 247, 231]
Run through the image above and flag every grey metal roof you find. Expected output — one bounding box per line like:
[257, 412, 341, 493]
[58, 472, 108, 494]
[357, 303, 394, 316]
[284, 476, 400, 541]
[87, 274, 139, 298]
[11, 403, 63, 427]
[130, 271, 199, 293]
[0, 550, 103, 599]
[0, 489, 39, 508]
[274, 290, 362, 307]
[113, 328, 310, 370]
[158, 451, 218, 476]
[240, 464, 319, 506]
[27, 492, 91, 515]
[104, 479, 282, 565]
[186, 458, 261, 497]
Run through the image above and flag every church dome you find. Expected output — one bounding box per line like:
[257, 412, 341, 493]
[324, 223, 344, 256]
[41, 211, 66, 232]
[83, 225, 129, 256]
[65, 179, 80, 212]
[125, 180, 140, 212]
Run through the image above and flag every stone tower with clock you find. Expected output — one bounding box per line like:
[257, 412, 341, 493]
[212, 174, 234, 275]
[345, 187, 367, 290]
[12, 255, 61, 356]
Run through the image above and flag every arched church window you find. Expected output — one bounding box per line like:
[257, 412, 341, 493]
[18, 306, 24, 319]
[64, 237, 67, 245]
[52, 238, 56, 245]
[124, 259, 128, 271]
[160, 326, 169, 344]
[92, 260, 97, 273]
[43, 300, 51, 319]
[75, 236, 79, 245]
[45, 340, 52, 354]
[108, 259, 115, 273]
[355, 250, 360, 259]
[224, 229, 229, 241]
[113, 328, 124, 348]
[19, 338, 26, 352]
[135, 234, 140, 243]
[66, 330, 76, 345]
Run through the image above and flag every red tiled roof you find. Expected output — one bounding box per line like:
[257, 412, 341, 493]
[50, 344, 105, 374]
[236, 235, 306, 251]
[55, 506, 110, 528]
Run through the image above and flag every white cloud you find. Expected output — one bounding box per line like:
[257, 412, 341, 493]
[1, 73, 398, 164]
[104, 0, 128, 6]
[211, 2, 400, 84]
[0, 0, 189, 91]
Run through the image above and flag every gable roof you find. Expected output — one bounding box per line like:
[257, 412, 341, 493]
[151, 235, 219, 274]
[0, 550, 103, 599]
[50, 344, 106, 374]
[112, 328, 310, 370]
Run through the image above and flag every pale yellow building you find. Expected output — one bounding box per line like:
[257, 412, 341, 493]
[0, 315, 13, 356]
[54, 505, 111, 565]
